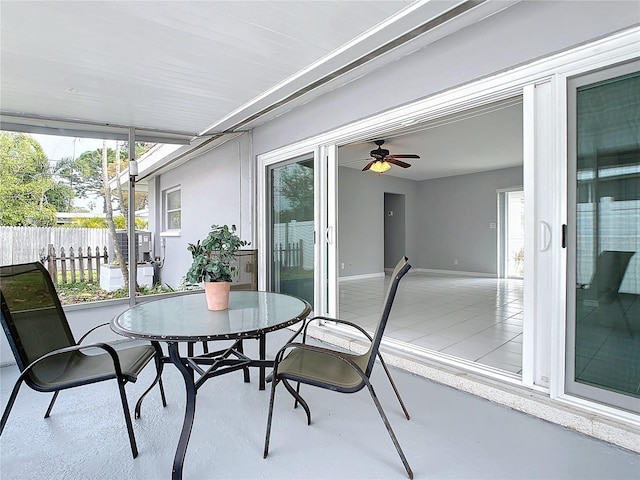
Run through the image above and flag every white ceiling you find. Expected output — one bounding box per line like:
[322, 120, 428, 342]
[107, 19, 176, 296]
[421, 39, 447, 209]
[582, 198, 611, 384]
[1, 0, 523, 179]
[338, 98, 524, 181]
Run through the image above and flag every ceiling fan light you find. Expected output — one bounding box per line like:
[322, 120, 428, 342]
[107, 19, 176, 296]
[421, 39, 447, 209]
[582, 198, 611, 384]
[370, 160, 391, 173]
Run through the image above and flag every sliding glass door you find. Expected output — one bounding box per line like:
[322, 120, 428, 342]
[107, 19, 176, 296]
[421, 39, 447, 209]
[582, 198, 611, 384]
[268, 155, 315, 306]
[567, 61, 640, 412]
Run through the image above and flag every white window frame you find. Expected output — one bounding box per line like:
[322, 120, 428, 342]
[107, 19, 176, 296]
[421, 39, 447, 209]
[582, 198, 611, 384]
[161, 186, 182, 236]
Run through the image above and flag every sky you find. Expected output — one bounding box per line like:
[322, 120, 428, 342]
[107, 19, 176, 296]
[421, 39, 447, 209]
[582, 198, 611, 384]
[32, 133, 115, 163]
[32, 133, 118, 212]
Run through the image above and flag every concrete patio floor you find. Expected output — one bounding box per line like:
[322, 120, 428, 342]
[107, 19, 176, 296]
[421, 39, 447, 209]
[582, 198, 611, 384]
[1, 330, 639, 480]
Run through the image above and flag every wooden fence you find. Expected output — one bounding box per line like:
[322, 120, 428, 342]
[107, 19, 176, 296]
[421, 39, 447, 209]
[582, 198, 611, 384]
[41, 244, 109, 284]
[274, 240, 303, 269]
[0, 226, 109, 265]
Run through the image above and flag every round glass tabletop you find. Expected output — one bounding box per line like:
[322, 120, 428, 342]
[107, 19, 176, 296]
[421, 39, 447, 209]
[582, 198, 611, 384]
[111, 291, 311, 342]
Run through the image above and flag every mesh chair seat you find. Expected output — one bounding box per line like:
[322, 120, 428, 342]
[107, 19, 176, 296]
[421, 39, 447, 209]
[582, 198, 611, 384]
[275, 347, 369, 392]
[28, 344, 157, 390]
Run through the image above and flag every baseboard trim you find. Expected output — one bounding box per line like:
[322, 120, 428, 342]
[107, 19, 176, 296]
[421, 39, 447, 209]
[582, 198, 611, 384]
[411, 267, 498, 278]
[338, 272, 385, 282]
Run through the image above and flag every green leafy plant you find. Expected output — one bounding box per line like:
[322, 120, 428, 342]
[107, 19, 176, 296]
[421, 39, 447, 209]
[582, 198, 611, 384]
[186, 224, 248, 283]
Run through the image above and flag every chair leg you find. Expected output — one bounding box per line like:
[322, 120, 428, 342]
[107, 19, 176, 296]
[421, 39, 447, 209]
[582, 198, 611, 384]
[135, 348, 167, 419]
[377, 354, 410, 420]
[0, 379, 23, 435]
[116, 377, 138, 459]
[282, 379, 311, 425]
[294, 381, 301, 409]
[263, 378, 278, 458]
[44, 391, 60, 418]
[366, 382, 413, 480]
[616, 298, 634, 337]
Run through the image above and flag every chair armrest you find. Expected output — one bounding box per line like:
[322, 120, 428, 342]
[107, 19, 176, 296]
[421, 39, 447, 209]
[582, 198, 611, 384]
[18, 342, 125, 386]
[77, 323, 110, 344]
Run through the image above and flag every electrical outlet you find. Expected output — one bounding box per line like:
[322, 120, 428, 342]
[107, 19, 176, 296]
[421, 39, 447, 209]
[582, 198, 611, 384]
[341, 262, 345, 269]
[454, 259, 459, 265]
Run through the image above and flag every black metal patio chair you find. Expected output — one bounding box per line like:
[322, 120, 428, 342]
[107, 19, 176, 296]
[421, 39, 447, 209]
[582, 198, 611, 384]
[0, 262, 166, 458]
[263, 256, 413, 479]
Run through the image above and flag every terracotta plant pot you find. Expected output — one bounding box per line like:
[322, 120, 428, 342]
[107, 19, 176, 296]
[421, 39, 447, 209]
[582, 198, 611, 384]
[204, 281, 231, 311]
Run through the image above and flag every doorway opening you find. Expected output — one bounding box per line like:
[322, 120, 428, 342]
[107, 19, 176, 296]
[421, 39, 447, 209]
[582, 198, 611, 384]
[498, 189, 525, 278]
[384, 193, 406, 269]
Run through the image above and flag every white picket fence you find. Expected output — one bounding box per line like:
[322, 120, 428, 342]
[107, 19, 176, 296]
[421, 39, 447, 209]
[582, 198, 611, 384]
[273, 220, 314, 270]
[0, 226, 109, 265]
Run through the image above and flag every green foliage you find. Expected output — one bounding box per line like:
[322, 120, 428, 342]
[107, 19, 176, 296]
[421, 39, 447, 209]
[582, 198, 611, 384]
[0, 133, 153, 227]
[0, 132, 58, 226]
[55, 281, 175, 305]
[63, 149, 104, 201]
[46, 183, 76, 212]
[277, 163, 314, 223]
[69, 215, 148, 229]
[186, 224, 249, 283]
[56, 143, 149, 212]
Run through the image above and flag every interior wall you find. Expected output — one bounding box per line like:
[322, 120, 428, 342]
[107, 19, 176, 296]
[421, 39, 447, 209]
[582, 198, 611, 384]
[150, 134, 252, 289]
[417, 166, 523, 274]
[338, 166, 418, 277]
[338, 166, 523, 278]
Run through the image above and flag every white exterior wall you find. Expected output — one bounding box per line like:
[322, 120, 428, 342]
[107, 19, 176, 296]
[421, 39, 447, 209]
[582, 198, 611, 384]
[149, 134, 253, 290]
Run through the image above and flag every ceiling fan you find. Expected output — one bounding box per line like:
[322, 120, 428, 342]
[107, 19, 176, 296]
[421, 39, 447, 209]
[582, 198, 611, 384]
[362, 139, 420, 173]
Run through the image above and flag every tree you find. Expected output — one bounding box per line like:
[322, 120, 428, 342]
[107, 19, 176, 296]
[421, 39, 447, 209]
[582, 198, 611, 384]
[277, 163, 314, 223]
[45, 183, 76, 212]
[71, 148, 111, 210]
[49, 155, 84, 211]
[0, 132, 62, 226]
[70, 215, 148, 229]
[101, 141, 130, 288]
[63, 144, 148, 214]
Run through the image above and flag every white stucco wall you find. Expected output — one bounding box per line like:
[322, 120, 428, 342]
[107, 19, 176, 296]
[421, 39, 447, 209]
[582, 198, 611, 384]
[149, 134, 253, 289]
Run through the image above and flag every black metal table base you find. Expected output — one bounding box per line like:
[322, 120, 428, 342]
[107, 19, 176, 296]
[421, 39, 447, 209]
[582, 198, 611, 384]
[166, 336, 272, 480]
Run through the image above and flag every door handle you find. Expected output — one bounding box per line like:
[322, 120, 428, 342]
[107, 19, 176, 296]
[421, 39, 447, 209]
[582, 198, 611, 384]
[325, 226, 333, 245]
[540, 221, 552, 251]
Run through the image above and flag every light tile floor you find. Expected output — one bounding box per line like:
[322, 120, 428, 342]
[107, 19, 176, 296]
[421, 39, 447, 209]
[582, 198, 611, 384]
[339, 271, 524, 374]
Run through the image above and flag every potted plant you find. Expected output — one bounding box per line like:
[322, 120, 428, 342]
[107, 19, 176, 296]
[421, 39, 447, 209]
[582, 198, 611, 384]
[186, 224, 249, 310]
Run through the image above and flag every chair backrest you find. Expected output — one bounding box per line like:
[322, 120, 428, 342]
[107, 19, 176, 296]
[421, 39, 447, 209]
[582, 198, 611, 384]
[591, 251, 635, 303]
[363, 256, 411, 378]
[0, 262, 76, 376]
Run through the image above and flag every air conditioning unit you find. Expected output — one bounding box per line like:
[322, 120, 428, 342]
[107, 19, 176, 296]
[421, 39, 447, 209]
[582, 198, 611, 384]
[112, 230, 152, 264]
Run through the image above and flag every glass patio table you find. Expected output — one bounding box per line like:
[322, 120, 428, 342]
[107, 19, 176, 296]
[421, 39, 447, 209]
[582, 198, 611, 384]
[111, 290, 311, 480]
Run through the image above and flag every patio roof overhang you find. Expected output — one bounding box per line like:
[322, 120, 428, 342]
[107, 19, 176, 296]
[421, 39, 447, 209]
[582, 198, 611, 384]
[1, 0, 520, 179]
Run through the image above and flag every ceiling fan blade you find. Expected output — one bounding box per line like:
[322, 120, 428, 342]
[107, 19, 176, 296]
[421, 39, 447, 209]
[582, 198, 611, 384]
[362, 160, 375, 171]
[387, 158, 411, 168]
[389, 154, 420, 159]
